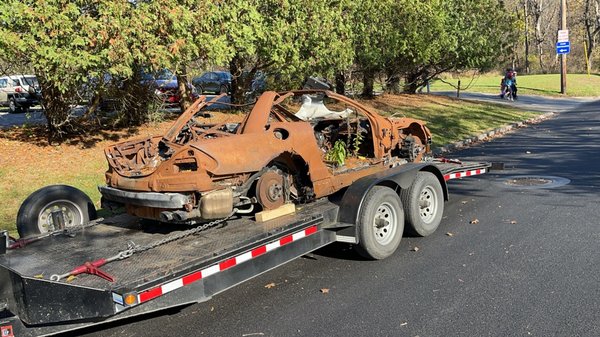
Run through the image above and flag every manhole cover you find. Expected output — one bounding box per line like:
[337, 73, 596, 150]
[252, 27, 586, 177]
[503, 175, 570, 189]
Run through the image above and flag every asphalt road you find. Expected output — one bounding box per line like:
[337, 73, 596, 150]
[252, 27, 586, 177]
[67, 96, 600, 337]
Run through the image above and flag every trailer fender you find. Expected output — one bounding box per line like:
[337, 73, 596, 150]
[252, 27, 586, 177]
[337, 163, 448, 230]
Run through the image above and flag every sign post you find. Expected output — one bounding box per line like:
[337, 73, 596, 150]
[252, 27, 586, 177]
[559, 0, 567, 94]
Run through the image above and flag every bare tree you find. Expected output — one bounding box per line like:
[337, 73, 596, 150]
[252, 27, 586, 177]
[530, 0, 558, 73]
[584, 0, 600, 70]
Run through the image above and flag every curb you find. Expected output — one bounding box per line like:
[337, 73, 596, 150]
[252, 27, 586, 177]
[433, 112, 556, 155]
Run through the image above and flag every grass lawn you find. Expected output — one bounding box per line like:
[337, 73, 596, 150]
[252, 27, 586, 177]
[0, 94, 539, 236]
[430, 73, 600, 97]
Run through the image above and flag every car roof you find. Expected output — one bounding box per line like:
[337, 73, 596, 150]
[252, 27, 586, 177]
[0, 75, 37, 79]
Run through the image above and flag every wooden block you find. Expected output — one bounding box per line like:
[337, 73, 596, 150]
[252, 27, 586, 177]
[255, 203, 296, 222]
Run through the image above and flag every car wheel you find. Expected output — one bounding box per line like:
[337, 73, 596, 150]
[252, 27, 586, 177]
[196, 86, 203, 95]
[255, 169, 290, 210]
[8, 98, 22, 114]
[354, 186, 404, 260]
[400, 171, 444, 237]
[16, 185, 97, 238]
[219, 85, 228, 94]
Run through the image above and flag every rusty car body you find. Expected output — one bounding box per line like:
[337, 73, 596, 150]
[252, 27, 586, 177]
[99, 90, 432, 223]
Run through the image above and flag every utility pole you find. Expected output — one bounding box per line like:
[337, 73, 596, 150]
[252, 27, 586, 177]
[560, 0, 567, 94]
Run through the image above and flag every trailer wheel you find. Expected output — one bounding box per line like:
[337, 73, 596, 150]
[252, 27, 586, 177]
[17, 185, 97, 238]
[401, 171, 444, 237]
[355, 186, 404, 260]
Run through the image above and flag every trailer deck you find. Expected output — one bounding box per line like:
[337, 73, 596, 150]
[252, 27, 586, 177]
[0, 159, 490, 337]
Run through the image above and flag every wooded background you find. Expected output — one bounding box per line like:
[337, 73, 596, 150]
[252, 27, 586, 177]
[0, 0, 598, 141]
[505, 0, 600, 74]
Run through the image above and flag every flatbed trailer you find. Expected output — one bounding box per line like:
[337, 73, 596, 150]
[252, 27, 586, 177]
[0, 159, 489, 337]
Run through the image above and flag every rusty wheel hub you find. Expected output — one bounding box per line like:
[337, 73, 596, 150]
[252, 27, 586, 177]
[256, 170, 286, 210]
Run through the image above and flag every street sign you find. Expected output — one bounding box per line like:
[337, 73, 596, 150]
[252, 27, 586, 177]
[557, 45, 570, 54]
[556, 41, 570, 48]
[557, 29, 569, 42]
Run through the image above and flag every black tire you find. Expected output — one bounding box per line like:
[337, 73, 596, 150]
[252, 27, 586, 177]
[17, 185, 97, 238]
[219, 85, 228, 94]
[400, 171, 444, 237]
[8, 98, 22, 114]
[196, 86, 203, 95]
[355, 186, 404, 260]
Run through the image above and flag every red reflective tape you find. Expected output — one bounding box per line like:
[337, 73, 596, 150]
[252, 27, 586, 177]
[252, 245, 267, 257]
[182, 271, 202, 285]
[466, 171, 472, 176]
[219, 257, 237, 271]
[1, 325, 15, 337]
[280, 235, 293, 246]
[139, 286, 162, 303]
[133, 225, 319, 305]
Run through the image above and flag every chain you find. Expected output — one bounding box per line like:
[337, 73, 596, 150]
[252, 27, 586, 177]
[61, 217, 105, 236]
[116, 210, 237, 258]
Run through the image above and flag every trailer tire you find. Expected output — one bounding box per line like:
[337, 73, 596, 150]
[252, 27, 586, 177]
[401, 171, 444, 237]
[17, 185, 97, 238]
[355, 186, 404, 260]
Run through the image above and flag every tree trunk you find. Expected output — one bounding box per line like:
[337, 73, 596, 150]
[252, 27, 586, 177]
[362, 70, 375, 98]
[584, 0, 600, 70]
[177, 66, 191, 113]
[385, 71, 401, 94]
[402, 73, 421, 94]
[229, 55, 256, 105]
[524, 0, 530, 73]
[335, 72, 345, 95]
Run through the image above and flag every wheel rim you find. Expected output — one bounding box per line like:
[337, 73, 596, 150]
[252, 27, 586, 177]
[418, 185, 438, 224]
[37, 199, 84, 233]
[373, 201, 398, 245]
[256, 170, 286, 210]
[9, 100, 15, 111]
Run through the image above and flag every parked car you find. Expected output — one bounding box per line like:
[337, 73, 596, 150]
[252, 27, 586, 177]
[97, 70, 197, 111]
[192, 71, 231, 95]
[99, 90, 432, 224]
[0, 75, 41, 113]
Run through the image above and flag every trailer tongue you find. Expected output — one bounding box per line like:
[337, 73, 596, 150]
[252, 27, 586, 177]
[1, 159, 489, 337]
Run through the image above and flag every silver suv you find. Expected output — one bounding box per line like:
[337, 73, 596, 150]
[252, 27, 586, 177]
[0, 75, 41, 113]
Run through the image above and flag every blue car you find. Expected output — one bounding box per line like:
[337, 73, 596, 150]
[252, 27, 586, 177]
[192, 71, 231, 95]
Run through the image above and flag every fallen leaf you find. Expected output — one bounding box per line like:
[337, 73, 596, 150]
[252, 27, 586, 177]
[66, 275, 77, 282]
[34, 274, 44, 279]
[461, 200, 468, 204]
[264, 282, 276, 289]
[411, 246, 419, 252]
[510, 220, 517, 224]
[446, 232, 454, 237]
[320, 288, 330, 294]
[470, 219, 479, 224]
[400, 322, 408, 326]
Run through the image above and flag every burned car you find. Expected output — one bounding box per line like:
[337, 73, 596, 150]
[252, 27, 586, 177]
[99, 90, 432, 223]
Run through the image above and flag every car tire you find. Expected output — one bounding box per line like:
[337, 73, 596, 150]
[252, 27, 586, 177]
[8, 98, 22, 114]
[219, 85, 228, 94]
[16, 185, 97, 238]
[354, 186, 404, 260]
[196, 86, 203, 95]
[400, 171, 444, 237]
